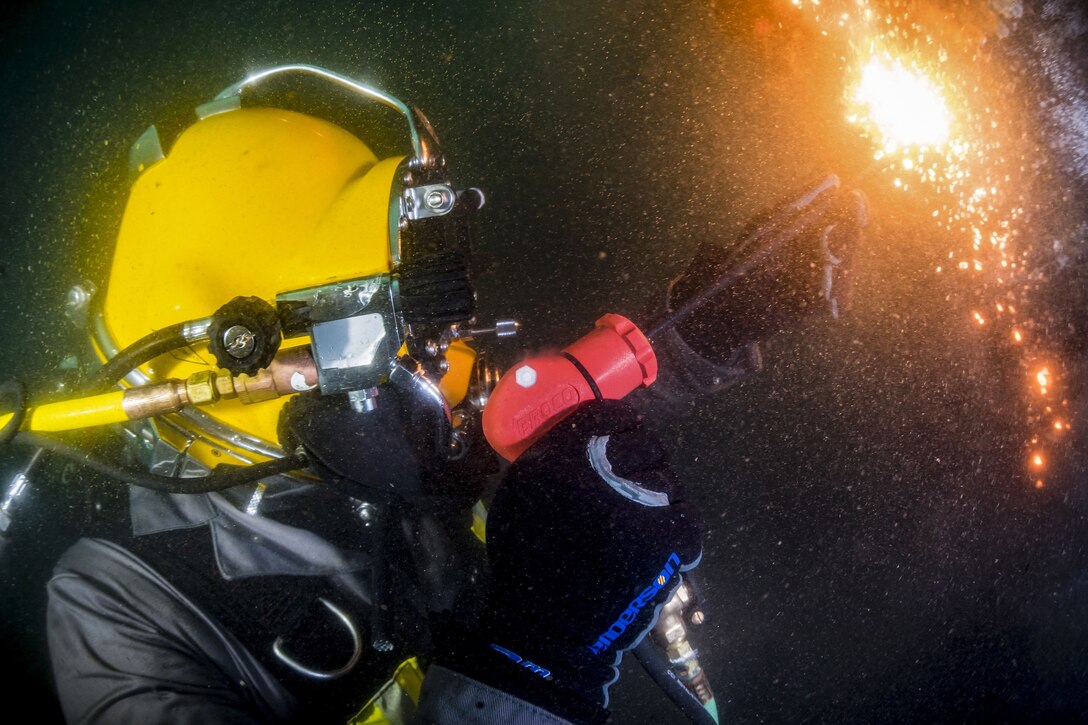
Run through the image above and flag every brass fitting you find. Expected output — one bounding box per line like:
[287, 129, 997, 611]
[231, 347, 318, 405]
[195, 347, 320, 405]
[185, 370, 221, 407]
[232, 371, 281, 405]
[216, 372, 239, 399]
[120, 349, 317, 421]
[121, 381, 189, 420]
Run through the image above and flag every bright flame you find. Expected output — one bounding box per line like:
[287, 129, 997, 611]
[1032, 453, 1044, 468]
[855, 57, 952, 150]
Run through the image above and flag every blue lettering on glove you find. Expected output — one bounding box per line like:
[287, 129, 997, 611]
[588, 552, 680, 655]
[490, 643, 553, 679]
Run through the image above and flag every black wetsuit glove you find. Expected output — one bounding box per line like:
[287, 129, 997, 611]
[672, 174, 867, 364]
[434, 400, 703, 724]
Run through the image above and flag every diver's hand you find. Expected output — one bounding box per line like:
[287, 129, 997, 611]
[672, 174, 867, 363]
[432, 401, 702, 723]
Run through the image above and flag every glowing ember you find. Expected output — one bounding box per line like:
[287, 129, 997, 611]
[1036, 368, 1050, 389]
[1032, 453, 1044, 468]
[854, 57, 952, 151]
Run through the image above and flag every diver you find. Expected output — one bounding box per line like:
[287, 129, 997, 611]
[33, 67, 866, 725]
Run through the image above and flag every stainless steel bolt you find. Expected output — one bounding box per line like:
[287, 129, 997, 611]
[348, 387, 380, 414]
[354, 501, 376, 526]
[66, 284, 92, 311]
[424, 188, 452, 211]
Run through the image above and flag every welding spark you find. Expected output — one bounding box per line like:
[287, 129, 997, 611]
[792, 0, 1069, 487]
[853, 56, 952, 152]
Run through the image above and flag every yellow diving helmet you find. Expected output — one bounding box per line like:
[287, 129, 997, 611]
[88, 65, 498, 473]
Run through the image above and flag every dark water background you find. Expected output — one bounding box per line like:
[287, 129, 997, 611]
[1, 1, 1087, 722]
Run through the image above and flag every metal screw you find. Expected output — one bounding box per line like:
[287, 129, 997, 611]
[690, 610, 705, 626]
[398, 215, 410, 231]
[438, 358, 450, 373]
[424, 188, 453, 212]
[354, 501, 376, 526]
[66, 284, 93, 312]
[348, 387, 380, 413]
[223, 325, 256, 359]
[64, 281, 97, 323]
[515, 366, 537, 388]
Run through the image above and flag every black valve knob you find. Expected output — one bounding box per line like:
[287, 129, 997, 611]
[207, 296, 282, 376]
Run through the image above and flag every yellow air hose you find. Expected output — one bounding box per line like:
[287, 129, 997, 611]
[0, 391, 130, 433]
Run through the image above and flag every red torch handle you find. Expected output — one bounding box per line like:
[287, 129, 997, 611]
[482, 313, 657, 462]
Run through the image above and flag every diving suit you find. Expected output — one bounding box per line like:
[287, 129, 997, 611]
[45, 176, 866, 725]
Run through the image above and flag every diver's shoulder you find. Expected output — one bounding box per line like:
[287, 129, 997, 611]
[48, 536, 191, 613]
[52, 537, 151, 578]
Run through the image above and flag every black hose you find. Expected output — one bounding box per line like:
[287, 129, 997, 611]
[13, 431, 309, 494]
[87, 322, 189, 392]
[633, 638, 719, 725]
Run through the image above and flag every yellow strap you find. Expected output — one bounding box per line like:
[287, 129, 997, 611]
[347, 657, 425, 725]
[471, 500, 488, 544]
